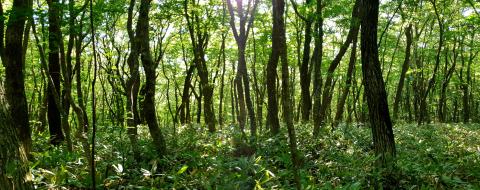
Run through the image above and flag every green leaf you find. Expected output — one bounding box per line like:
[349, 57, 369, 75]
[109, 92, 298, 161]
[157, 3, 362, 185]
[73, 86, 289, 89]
[177, 165, 188, 175]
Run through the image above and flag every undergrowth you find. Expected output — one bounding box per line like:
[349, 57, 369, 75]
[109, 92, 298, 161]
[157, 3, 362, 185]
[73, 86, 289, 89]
[29, 123, 480, 189]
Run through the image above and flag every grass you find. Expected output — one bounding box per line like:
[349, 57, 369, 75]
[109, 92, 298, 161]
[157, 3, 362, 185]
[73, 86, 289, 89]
[29, 122, 480, 189]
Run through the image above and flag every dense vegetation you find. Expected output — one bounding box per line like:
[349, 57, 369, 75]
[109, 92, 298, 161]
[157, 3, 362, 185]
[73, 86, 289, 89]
[0, 0, 479, 189]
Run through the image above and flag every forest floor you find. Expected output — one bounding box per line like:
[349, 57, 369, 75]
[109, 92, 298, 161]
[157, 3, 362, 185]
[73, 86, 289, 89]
[29, 123, 480, 189]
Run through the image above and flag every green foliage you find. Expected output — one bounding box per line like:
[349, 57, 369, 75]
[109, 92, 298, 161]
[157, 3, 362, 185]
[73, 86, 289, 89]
[29, 123, 480, 189]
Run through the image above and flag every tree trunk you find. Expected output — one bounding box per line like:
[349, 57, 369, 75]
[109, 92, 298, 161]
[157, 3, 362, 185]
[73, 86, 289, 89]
[135, 0, 168, 156]
[312, 0, 324, 134]
[184, 0, 216, 132]
[313, 0, 360, 136]
[360, 0, 396, 183]
[333, 33, 358, 129]
[126, 0, 141, 159]
[438, 38, 457, 122]
[226, 0, 257, 139]
[47, 0, 65, 146]
[218, 35, 226, 126]
[392, 24, 412, 120]
[418, 0, 443, 125]
[0, 83, 33, 189]
[180, 65, 194, 124]
[271, 0, 301, 187]
[461, 33, 477, 123]
[300, 20, 313, 122]
[266, 2, 281, 134]
[251, 30, 265, 130]
[1, 0, 32, 153]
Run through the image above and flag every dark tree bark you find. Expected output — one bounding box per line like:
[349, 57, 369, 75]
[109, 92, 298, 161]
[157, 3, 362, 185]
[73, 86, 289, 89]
[2, 0, 33, 153]
[46, 0, 65, 146]
[180, 65, 195, 124]
[88, 0, 99, 186]
[299, 20, 312, 122]
[312, 0, 324, 133]
[266, 0, 282, 135]
[0, 83, 33, 189]
[271, 0, 301, 187]
[54, 0, 73, 152]
[218, 32, 226, 126]
[74, 3, 90, 136]
[393, 24, 412, 120]
[360, 0, 396, 178]
[179, 32, 193, 124]
[137, 0, 167, 155]
[251, 29, 265, 130]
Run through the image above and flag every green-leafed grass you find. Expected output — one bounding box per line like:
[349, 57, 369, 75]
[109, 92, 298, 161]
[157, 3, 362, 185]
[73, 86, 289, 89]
[29, 123, 480, 189]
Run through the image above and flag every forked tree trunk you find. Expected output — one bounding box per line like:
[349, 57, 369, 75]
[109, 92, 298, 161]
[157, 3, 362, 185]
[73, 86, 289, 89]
[184, 0, 216, 132]
[313, 0, 360, 136]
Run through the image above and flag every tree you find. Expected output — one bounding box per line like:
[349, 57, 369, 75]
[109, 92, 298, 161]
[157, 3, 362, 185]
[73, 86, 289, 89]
[1, 0, 33, 153]
[290, 0, 314, 122]
[46, 0, 65, 146]
[313, 0, 360, 135]
[226, 0, 258, 139]
[312, 0, 324, 132]
[126, 0, 142, 159]
[360, 0, 396, 179]
[333, 31, 358, 128]
[137, 0, 167, 155]
[266, 0, 281, 135]
[418, 0, 443, 124]
[184, 0, 216, 132]
[270, 0, 301, 188]
[392, 24, 412, 120]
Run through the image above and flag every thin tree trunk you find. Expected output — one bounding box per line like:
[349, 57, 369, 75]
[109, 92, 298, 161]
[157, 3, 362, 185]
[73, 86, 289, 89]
[88, 0, 99, 186]
[218, 35, 226, 126]
[438, 38, 458, 122]
[266, 5, 281, 135]
[333, 33, 358, 129]
[312, 0, 324, 133]
[418, 0, 443, 125]
[300, 20, 312, 122]
[392, 24, 412, 120]
[313, 0, 360, 136]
